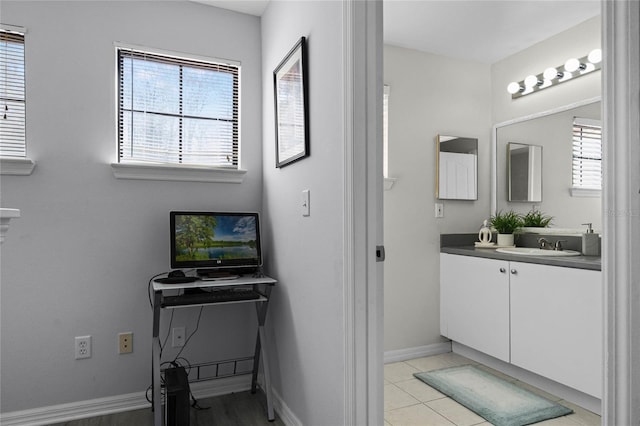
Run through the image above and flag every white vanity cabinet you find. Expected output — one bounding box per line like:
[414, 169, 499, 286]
[510, 261, 602, 398]
[440, 253, 510, 362]
[440, 253, 602, 398]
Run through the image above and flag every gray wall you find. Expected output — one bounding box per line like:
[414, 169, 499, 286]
[260, 2, 347, 424]
[383, 45, 492, 352]
[0, 1, 263, 411]
[491, 17, 601, 123]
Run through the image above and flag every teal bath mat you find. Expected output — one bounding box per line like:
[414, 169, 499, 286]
[414, 365, 573, 426]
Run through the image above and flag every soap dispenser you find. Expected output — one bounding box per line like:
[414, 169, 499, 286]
[581, 223, 600, 256]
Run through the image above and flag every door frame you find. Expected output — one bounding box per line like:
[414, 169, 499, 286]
[602, 1, 640, 424]
[343, 0, 384, 425]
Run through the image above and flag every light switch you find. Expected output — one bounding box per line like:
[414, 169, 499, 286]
[302, 189, 310, 216]
[435, 203, 444, 218]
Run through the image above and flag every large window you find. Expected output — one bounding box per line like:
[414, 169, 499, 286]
[0, 28, 26, 158]
[117, 46, 239, 168]
[571, 117, 602, 194]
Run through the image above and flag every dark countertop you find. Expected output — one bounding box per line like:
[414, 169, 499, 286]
[440, 246, 601, 271]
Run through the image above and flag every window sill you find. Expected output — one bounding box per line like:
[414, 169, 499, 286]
[111, 163, 247, 183]
[570, 187, 601, 198]
[0, 157, 36, 175]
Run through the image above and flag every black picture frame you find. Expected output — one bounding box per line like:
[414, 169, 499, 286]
[273, 36, 309, 168]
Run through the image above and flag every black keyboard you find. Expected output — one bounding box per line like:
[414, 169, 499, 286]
[162, 288, 261, 307]
[156, 276, 198, 284]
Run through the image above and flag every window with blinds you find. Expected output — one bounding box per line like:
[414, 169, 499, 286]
[0, 29, 26, 158]
[572, 117, 602, 191]
[117, 47, 239, 168]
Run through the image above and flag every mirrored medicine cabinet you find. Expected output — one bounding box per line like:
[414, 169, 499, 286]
[436, 134, 478, 200]
[508, 143, 542, 202]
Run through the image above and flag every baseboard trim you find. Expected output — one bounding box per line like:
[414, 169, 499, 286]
[384, 341, 452, 364]
[0, 375, 252, 426]
[271, 386, 302, 426]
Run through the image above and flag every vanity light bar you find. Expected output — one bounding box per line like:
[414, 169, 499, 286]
[507, 49, 602, 99]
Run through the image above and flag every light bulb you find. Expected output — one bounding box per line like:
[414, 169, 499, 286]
[507, 82, 522, 94]
[524, 74, 540, 88]
[564, 58, 585, 73]
[588, 48, 602, 64]
[543, 67, 562, 81]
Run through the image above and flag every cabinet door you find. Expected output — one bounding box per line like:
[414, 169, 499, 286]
[440, 254, 510, 362]
[510, 262, 602, 398]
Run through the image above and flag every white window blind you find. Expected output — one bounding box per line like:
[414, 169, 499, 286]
[572, 117, 602, 190]
[117, 47, 239, 168]
[0, 29, 26, 157]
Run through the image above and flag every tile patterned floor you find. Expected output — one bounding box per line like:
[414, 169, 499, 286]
[384, 352, 602, 426]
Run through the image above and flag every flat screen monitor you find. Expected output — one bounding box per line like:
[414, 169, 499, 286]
[170, 211, 262, 271]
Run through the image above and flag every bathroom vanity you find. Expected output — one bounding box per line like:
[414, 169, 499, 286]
[440, 244, 602, 399]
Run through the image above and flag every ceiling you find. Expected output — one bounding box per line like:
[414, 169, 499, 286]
[192, 0, 601, 64]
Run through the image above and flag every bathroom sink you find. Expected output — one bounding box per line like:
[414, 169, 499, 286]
[495, 247, 582, 257]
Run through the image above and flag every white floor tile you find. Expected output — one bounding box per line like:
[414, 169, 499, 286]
[535, 414, 583, 425]
[384, 383, 421, 411]
[385, 403, 456, 426]
[394, 378, 445, 402]
[426, 398, 486, 426]
[557, 400, 602, 426]
[384, 361, 421, 383]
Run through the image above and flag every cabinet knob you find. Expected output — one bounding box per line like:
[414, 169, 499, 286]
[499, 267, 506, 273]
[511, 269, 517, 275]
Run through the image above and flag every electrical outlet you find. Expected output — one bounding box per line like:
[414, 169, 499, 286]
[172, 327, 185, 347]
[75, 335, 92, 359]
[118, 332, 133, 354]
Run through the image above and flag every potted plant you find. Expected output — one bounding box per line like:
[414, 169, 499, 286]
[490, 210, 523, 246]
[522, 210, 553, 228]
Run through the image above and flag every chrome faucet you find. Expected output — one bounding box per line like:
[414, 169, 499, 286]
[538, 237, 552, 250]
[553, 240, 567, 251]
[538, 237, 567, 251]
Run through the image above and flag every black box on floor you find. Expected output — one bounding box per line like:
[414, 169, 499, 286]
[165, 366, 190, 426]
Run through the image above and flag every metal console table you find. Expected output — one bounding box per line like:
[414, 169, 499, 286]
[151, 275, 277, 426]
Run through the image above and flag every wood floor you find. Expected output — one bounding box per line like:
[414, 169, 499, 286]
[51, 390, 285, 426]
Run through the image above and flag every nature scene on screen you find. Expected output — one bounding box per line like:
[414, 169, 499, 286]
[175, 215, 258, 261]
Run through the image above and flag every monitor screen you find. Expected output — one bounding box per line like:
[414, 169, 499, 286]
[170, 211, 262, 270]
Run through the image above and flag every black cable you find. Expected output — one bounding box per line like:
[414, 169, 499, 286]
[173, 306, 204, 361]
[159, 309, 175, 359]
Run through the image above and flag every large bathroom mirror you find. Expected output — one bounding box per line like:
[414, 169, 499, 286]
[508, 143, 542, 202]
[492, 98, 602, 230]
[436, 134, 478, 200]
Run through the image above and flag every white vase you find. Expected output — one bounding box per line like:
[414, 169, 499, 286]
[497, 233, 514, 247]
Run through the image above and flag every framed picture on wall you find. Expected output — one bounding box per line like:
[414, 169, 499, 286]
[273, 36, 309, 168]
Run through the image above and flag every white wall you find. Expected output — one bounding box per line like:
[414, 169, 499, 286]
[0, 1, 262, 412]
[260, 1, 346, 424]
[492, 17, 601, 123]
[383, 46, 492, 352]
